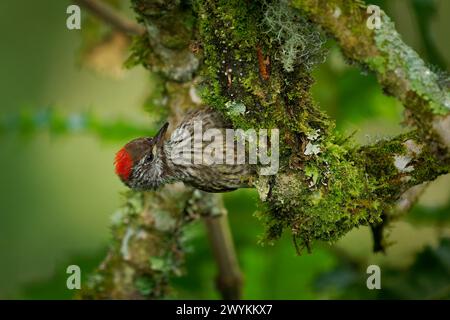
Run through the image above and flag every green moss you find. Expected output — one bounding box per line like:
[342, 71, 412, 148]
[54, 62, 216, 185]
[357, 137, 407, 201]
[261, 136, 382, 252]
[193, 0, 449, 254]
[124, 34, 151, 69]
[134, 275, 155, 297]
[195, 0, 382, 252]
[365, 56, 386, 74]
[357, 131, 450, 201]
[409, 139, 450, 184]
[256, 128, 449, 252]
[196, 0, 332, 141]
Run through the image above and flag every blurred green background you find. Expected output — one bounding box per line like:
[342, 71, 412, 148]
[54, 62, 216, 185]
[0, 0, 449, 299]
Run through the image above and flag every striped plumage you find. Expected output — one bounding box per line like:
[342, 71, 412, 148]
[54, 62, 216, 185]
[115, 107, 255, 193]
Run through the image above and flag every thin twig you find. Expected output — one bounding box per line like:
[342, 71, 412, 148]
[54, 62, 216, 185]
[371, 183, 429, 253]
[189, 191, 243, 299]
[203, 213, 243, 300]
[75, 0, 145, 36]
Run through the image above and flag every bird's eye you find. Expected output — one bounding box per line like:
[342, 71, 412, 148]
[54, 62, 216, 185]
[146, 153, 154, 162]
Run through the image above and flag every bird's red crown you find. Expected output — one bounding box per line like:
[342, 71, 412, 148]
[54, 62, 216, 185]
[114, 147, 133, 181]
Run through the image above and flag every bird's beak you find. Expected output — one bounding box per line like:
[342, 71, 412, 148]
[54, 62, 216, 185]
[155, 122, 169, 148]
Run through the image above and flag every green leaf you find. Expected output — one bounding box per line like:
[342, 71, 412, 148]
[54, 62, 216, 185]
[134, 276, 155, 296]
[149, 257, 167, 272]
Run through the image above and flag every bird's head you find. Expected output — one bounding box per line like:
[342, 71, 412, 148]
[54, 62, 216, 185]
[114, 122, 170, 190]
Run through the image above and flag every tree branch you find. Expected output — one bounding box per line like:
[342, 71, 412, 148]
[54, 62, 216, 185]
[185, 190, 243, 299]
[80, 0, 243, 299]
[287, 0, 450, 252]
[79, 187, 236, 299]
[75, 0, 145, 36]
[81, 0, 450, 298]
[194, 0, 449, 251]
[289, 0, 450, 142]
[203, 208, 243, 299]
[370, 182, 429, 253]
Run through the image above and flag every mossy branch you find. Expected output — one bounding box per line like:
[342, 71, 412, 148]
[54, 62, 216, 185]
[79, 185, 193, 299]
[79, 186, 235, 299]
[75, 0, 145, 36]
[81, 0, 450, 298]
[287, 0, 450, 249]
[289, 0, 450, 139]
[193, 0, 449, 250]
[80, 0, 243, 300]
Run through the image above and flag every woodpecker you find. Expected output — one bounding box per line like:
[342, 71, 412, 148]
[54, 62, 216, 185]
[114, 107, 255, 193]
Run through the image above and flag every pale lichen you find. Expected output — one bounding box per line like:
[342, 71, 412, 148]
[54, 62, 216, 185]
[262, 0, 326, 72]
[370, 13, 449, 114]
[225, 101, 246, 117]
[120, 227, 135, 261]
[304, 142, 321, 155]
[394, 155, 414, 173]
